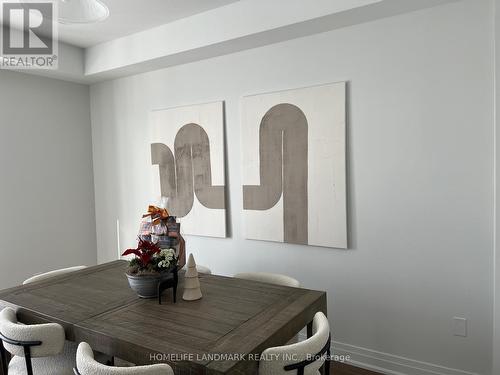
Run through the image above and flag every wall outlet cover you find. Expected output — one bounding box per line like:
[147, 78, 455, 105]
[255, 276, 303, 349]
[453, 317, 467, 337]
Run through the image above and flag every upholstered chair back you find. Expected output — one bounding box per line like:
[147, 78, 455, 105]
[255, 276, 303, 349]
[258, 312, 330, 375]
[23, 266, 87, 285]
[76, 342, 174, 375]
[0, 307, 65, 358]
[234, 272, 300, 287]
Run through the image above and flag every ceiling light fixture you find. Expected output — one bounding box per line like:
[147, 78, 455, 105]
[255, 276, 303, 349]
[58, 0, 109, 24]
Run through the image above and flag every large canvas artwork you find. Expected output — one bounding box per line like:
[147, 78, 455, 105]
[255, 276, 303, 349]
[242, 82, 347, 248]
[150, 102, 226, 238]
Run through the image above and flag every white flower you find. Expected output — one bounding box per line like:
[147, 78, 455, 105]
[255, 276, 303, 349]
[158, 259, 170, 268]
[156, 248, 176, 269]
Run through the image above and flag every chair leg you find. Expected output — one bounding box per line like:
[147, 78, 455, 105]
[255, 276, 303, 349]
[0, 340, 8, 375]
[173, 269, 178, 304]
[23, 346, 33, 375]
[324, 338, 331, 375]
[307, 321, 313, 338]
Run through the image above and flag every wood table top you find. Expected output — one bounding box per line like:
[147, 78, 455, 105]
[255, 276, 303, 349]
[0, 261, 327, 374]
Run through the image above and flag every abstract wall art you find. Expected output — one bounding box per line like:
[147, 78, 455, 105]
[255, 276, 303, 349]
[242, 82, 347, 248]
[150, 101, 227, 238]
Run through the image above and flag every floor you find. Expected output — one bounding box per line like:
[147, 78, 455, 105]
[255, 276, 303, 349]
[332, 362, 382, 375]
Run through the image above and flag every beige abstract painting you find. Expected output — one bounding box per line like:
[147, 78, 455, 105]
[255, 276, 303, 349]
[242, 82, 347, 249]
[150, 101, 227, 238]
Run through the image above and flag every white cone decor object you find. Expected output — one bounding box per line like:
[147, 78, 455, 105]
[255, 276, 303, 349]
[183, 254, 202, 301]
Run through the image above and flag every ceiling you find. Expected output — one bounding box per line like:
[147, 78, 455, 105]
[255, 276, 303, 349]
[60, 0, 242, 47]
[1, 0, 242, 48]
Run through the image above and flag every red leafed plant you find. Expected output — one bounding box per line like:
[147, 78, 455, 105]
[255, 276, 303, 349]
[122, 238, 161, 269]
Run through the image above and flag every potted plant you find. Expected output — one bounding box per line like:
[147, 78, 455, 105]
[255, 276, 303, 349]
[123, 238, 178, 298]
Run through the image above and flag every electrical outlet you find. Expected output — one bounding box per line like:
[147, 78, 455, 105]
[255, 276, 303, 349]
[453, 317, 467, 337]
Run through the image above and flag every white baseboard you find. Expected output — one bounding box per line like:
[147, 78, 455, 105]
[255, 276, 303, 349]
[297, 332, 478, 375]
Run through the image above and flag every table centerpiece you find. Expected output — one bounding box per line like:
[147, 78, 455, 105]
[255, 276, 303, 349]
[123, 238, 178, 298]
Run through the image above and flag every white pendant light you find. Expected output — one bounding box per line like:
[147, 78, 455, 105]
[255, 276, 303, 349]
[58, 0, 109, 24]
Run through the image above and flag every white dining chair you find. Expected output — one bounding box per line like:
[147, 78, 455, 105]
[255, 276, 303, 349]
[182, 264, 212, 275]
[23, 266, 88, 285]
[0, 307, 76, 375]
[194, 264, 212, 274]
[234, 272, 300, 287]
[74, 342, 174, 375]
[259, 312, 331, 375]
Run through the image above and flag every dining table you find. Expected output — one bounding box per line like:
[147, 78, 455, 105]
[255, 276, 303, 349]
[0, 261, 327, 374]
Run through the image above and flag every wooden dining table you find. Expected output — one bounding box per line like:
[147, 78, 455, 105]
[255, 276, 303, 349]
[0, 261, 327, 374]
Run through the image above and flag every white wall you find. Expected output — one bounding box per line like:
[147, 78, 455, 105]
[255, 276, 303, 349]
[494, 0, 500, 373]
[90, 1, 494, 374]
[0, 70, 97, 288]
